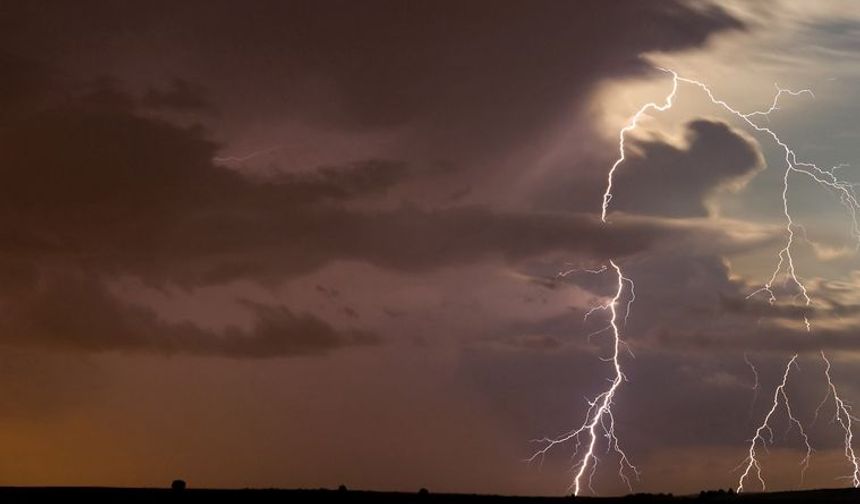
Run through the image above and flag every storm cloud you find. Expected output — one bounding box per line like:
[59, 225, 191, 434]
[3, 1, 844, 496]
[0, 55, 762, 356]
[608, 119, 765, 218]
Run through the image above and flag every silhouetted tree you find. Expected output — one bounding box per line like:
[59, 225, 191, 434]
[171, 480, 186, 491]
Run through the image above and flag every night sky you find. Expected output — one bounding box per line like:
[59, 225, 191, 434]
[4, 0, 860, 497]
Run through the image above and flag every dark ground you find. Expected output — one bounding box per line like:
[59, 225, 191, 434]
[1, 487, 859, 504]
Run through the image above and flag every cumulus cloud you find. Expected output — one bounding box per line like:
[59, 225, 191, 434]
[608, 119, 765, 218]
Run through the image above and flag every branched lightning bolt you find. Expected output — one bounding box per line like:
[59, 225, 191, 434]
[601, 76, 678, 223]
[608, 71, 845, 318]
[736, 355, 812, 492]
[528, 260, 638, 495]
[819, 351, 860, 486]
[600, 69, 860, 492]
[535, 67, 859, 495]
[670, 75, 860, 332]
[605, 71, 860, 319]
[580, 68, 860, 494]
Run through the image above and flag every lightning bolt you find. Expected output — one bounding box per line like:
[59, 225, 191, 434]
[736, 354, 812, 492]
[819, 351, 860, 486]
[538, 67, 860, 495]
[745, 352, 760, 420]
[600, 68, 860, 493]
[528, 260, 639, 496]
[669, 75, 860, 331]
[601, 76, 678, 223]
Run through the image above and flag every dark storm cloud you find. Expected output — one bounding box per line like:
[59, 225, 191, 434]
[0, 2, 753, 357]
[222, 0, 744, 160]
[0, 65, 385, 355]
[0, 64, 727, 356]
[3, 1, 847, 495]
[0, 270, 376, 357]
[586, 252, 860, 356]
[141, 79, 212, 112]
[608, 120, 765, 218]
[0, 1, 744, 162]
[490, 246, 860, 357]
[0, 86, 671, 277]
[0, 83, 665, 283]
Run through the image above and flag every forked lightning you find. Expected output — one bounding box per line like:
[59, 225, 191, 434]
[534, 68, 860, 495]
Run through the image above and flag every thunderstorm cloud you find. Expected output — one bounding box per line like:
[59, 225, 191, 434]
[4, 0, 860, 497]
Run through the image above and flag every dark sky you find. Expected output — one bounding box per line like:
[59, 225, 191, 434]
[3, 0, 860, 496]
